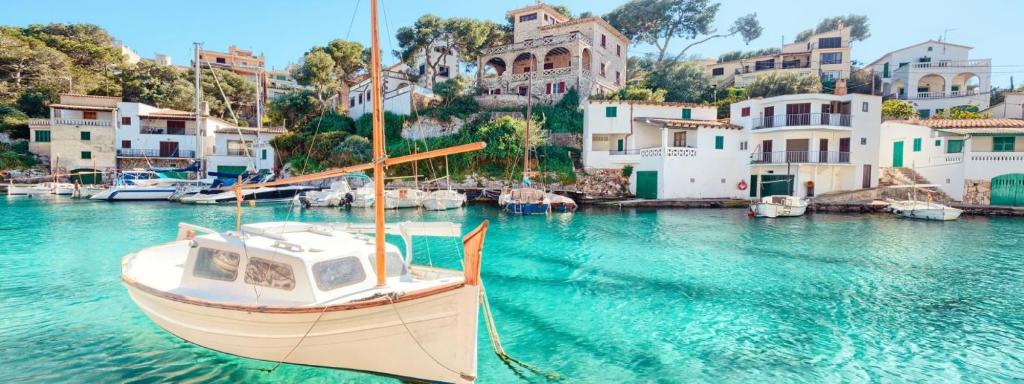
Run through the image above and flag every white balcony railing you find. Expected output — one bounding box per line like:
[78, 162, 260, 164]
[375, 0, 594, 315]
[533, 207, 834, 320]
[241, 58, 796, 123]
[640, 147, 698, 158]
[970, 152, 1024, 162]
[55, 118, 111, 127]
[928, 153, 964, 165]
[910, 59, 990, 69]
[28, 118, 50, 126]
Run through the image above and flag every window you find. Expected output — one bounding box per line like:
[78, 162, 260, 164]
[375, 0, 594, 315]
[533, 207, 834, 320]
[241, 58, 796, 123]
[994, 136, 1016, 152]
[418, 65, 425, 75]
[518, 86, 528, 96]
[556, 81, 566, 94]
[615, 71, 621, 85]
[215, 57, 226, 64]
[917, 86, 929, 94]
[681, 108, 692, 120]
[167, 120, 186, 129]
[947, 139, 964, 153]
[601, 34, 607, 48]
[919, 57, 931, 63]
[34, 130, 50, 143]
[898, 62, 909, 68]
[605, 106, 617, 118]
[862, 102, 869, 112]
[80, 131, 90, 141]
[367, 252, 408, 278]
[714, 136, 724, 150]
[244, 257, 295, 290]
[261, 149, 268, 160]
[741, 107, 750, 117]
[918, 109, 930, 118]
[712, 67, 725, 76]
[913, 138, 922, 152]
[438, 65, 450, 77]
[935, 109, 945, 115]
[519, 12, 537, 22]
[818, 37, 842, 49]
[935, 139, 942, 147]
[860, 137, 867, 145]
[820, 52, 843, 65]
[616, 44, 621, 57]
[545, 83, 551, 94]
[358, 94, 363, 104]
[81, 151, 91, 160]
[740, 141, 748, 150]
[754, 59, 775, 71]
[350, 97, 355, 107]
[227, 140, 252, 156]
[122, 140, 131, 149]
[673, 132, 685, 147]
[928, 46, 933, 52]
[83, 111, 97, 120]
[121, 117, 131, 125]
[600, 63, 606, 76]
[313, 257, 366, 291]
[882, 62, 890, 78]
[193, 248, 240, 282]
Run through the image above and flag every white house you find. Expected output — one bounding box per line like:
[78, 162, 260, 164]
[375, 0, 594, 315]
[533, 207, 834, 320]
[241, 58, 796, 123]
[865, 40, 991, 117]
[706, 23, 852, 87]
[983, 92, 1024, 119]
[582, 100, 749, 199]
[205, 126, 282, 176]
[730, 91, 882, 198]
[879, 118, 1024, 206]
[347, 43, 461, 119]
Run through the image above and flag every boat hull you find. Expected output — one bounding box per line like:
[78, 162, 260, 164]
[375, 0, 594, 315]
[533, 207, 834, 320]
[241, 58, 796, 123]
[892, 207, 962, 221]
[750, 202, 808, 218]
[91, 187, 178, 201]
[501, 202, 550, 215]
[124, 281, 480, 383]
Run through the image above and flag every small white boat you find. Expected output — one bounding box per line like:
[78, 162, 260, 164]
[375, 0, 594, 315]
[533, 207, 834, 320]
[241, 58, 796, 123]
[49, 182, 76, 196]
[180, 185, 318, 205]
[545, 193, 577, 213]
[384, 188, 426, 209]
[749, 195, 808, 218]
[297, 181, 353, 208]
[350, 186, 376, 208]
[886, 199, 962, 221]
[7, 182, 54, 196]
[72, 184, 106, 198]
[422, 189, 467, 211]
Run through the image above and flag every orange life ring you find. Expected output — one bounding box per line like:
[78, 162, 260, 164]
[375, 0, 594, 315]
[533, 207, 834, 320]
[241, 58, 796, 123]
[737, 180, 749, 190]
[805, 180, 815, 188]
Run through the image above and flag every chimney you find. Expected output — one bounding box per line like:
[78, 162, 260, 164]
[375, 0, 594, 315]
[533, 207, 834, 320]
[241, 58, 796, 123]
[834, 78, 848, 96]
[836, 20, 845, 31]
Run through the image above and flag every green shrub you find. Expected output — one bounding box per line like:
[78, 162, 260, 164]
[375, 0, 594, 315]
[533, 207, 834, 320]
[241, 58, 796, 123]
[355, 111, 404, 140]
[881, 99, 916, 120]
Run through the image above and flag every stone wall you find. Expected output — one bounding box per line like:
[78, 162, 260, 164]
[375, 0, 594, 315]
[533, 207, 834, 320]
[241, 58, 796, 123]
[402, 116, 467, 140]
[576, 168, 629, 198]
[117, 158, 192, 170]
[963, 179, 991, 205]
[549, 132, 582, 149]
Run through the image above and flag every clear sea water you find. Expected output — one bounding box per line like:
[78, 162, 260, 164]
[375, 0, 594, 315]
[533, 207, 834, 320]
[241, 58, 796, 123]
[2, 196, 1024, 383]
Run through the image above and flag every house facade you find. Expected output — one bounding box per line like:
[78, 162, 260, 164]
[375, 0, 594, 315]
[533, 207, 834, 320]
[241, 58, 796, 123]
[582, 100, 749, 199]
[28, 94, 120, 178]
[865, 40, 991, 117]
[266, 66, 310, 100]
[730, 92, 882, 198]
[347, 43, 459, 119]
[707, 24, 851, 87]
[205, 126, 282, 176]
[879, 118, 1024, 206]
[477, 3, 628, 103]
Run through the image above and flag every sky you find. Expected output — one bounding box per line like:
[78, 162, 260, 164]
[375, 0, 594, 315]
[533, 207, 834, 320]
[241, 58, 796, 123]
[2, 0, 1023, 87]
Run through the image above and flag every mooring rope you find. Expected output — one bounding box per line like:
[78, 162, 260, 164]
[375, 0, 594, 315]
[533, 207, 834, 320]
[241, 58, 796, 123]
[480, 283, 562, 381]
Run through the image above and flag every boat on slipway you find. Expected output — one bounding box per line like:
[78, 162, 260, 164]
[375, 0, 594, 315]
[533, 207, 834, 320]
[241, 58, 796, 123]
[122, 5, 491, 380]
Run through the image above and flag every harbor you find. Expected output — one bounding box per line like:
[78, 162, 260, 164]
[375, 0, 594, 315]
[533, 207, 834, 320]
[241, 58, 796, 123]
[3, 197, 1024, 382]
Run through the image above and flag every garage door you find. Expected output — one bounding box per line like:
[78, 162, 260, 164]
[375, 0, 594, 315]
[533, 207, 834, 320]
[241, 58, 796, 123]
[758, 174, 795, 197]
[991, 174, 1024, 206]
[636, 171, 657, 199]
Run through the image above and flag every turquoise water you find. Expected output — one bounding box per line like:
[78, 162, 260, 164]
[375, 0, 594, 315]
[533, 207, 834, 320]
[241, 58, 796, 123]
[2, 197, 1024, 383]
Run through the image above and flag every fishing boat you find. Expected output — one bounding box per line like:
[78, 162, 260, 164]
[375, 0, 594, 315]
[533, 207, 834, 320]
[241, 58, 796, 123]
[886, 199, 963, 221]
[6, 182, 52, 196]
[499, 187, 550, 215]
[749, 195, 808, 218]
[423, 189, 467, 211]
[122, 5, 489, 380]
[384, 187, 426, 209]
[49, 182, 76, 196]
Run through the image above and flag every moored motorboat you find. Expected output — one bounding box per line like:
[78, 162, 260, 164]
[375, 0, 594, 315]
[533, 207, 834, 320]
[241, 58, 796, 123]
[384, 188, 426, 209]
[499, 187, 550, 215]
[886, 199, 962, 221]
[749, 195, 808, 218]
[180, 185, 318, 205]
[423, 189, 467, 211]
[296, 181, 352, 208]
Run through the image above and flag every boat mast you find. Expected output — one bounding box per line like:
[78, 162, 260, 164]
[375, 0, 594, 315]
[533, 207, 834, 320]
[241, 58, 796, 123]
[524, 66, 532, 185]
[369, 0, 388, 287]
[194, 42, 203, 175]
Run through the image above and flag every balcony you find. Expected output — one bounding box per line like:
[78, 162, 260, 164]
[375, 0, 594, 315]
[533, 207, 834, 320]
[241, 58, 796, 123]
[140, 125, 197, 135]
[54, 118, 111, 127]
[897, 89, 986, 101]
[909, 59, 990, 70]
[481, 31, 592, 56]
[753, 113, 852, 130]
[28, 118, 50, 126]
[736, 61, 811, 74]
[751, 151, 851, 165]
[640, 147, 698, 158]
[117, 148, 196, 158]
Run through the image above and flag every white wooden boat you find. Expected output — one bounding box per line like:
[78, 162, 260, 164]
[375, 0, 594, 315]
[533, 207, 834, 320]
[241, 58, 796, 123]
[7, 182, 54, 196]
[545, 193, 577, 213]
[122, 221, 487, 384]
[49, 182, 76, 195]
[423, 189, 467, 211]
[297, 181, 353, 208]
[886, 200, 962, 221]
[749, 195, 808, 218]
[72, 184, 106, 198]
[499, 188, 551, 215]
[350, 186, 376, 208]
[385, 188, 426, 209]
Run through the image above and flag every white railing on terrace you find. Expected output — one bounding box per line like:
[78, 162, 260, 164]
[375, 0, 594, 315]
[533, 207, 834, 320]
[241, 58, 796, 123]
[753, 113, 852, 129]
[928, 153, 964, 164]
[140, 125, 197, 135]
[480, 32, 592, 56]
[54, 118, 111, 127]
[751, 151, 851, 164]
[909, 59, 991, 69]
[640, 146, 698, 158]
[970, 152, 1024, 162]
[28, 118, 50, 126]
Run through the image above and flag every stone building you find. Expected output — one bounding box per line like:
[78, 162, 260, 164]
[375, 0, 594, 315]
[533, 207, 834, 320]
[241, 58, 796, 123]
[28, 95, 120, 178]
[477, 3, 628, 104]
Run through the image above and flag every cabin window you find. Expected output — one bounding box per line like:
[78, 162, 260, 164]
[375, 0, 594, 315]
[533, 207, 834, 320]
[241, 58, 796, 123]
[193, 248, 240, 282]
[313, 257, 366, 291]
[368, 252, 407, 277]
[244, 257, 296, 291]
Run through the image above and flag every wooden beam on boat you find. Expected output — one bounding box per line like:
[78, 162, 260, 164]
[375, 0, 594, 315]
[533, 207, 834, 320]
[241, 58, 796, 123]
[235, 142, 486, 190]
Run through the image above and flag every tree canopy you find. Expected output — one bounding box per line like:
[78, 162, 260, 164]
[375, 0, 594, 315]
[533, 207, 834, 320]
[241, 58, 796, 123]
[605, 0, 762, 64]
[794, 15, 870, 42]
[645, 59, 713, 102]
[745, 72, 822, 98]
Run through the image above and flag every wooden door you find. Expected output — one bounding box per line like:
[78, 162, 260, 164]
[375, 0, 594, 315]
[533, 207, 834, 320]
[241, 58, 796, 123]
[763, 106, 775, 128]
[636, 171, 658, 199]
[821, 104, 832, 125]
[991, 174, 1024, 206]
[159, 141, 179, 158]
[862, 164, 872, 189]
[786, 103, 811, 125]
[761, 140, 773, 163]
[786, 139, 809, 162]
[819, 139, 829, 162]
[839, 137, 851, 163]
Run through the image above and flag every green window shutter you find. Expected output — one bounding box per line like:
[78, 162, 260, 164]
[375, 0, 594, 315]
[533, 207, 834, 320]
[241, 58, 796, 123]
[714, 136, 724, 150]
[913, 138, 922, 152]
[35, 130, 50, 142]
[81, 151, 91, 160]
[918, 109, 930, 118]
[261, 149, 267, 160]
[947, 140, 964, 154]
[80, 131, 90, 141]
[882, 62, 890, 78]
[682, 108, 692, 120]
[935, 139, 941, 147]
[605, 106, 617, 117]
[994, 137, 1016, 152]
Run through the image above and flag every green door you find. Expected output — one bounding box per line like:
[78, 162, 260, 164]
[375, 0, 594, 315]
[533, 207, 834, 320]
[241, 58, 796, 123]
[636, 171, 657, 199]
[892, 141, 904, 168]
[69, 169, 101, 184]
[991, 174, 1024, 206]
[217, 165, 249, 177]
[759, 175, 795, 196]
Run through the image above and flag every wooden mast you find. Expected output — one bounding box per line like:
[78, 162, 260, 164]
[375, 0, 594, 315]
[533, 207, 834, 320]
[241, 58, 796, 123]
[369, 0, 388, 287]
[524, 65, 532, 184]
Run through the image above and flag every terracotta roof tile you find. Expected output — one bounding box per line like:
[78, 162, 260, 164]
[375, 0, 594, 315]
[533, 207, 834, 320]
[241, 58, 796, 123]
[636, 117, 742, 130]
[909, 118, 1024, 128]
